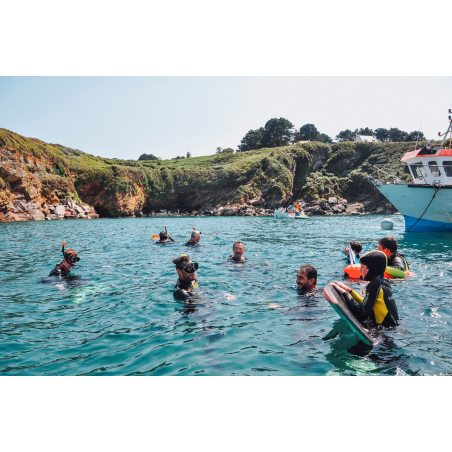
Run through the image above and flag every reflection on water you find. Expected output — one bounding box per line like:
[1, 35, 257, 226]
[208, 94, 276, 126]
[1, 215, 452, 375]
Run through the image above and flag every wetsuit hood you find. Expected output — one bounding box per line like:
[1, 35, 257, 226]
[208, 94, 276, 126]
[360, 250, 387, 281]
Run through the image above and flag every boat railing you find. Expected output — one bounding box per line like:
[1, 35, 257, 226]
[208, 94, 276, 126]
[370, 164, 412, 186]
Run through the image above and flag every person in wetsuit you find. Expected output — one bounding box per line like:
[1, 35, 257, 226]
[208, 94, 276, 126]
[229, 241, 247, 263]
[172, 254, 200, 302]
[185, 229, 201, 247]
[378, 236, 409, 277]
[343, 241, 362, 260]
[326, 250, 398, 327]
[155, 230, 175, 244]
[48, 242, 80, 276]
[296, 264, 318, 294]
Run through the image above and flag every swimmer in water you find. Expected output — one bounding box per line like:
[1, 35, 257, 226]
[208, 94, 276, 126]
[185, 228, 201, 247]
[155, 228, 175, 244]
[229, 241, 247, 263]
[325, 250, 399, 327]
[378, 236, 409, 277]
[296, 264, 317, 294]
[343, 241, 362, 260]
[48, 242, 80, 276]
[172, 254, 200, 303]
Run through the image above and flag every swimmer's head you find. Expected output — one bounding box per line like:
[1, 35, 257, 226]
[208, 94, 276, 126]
[64, 249, 80, 267]
[349, 241, 362, 254]
[297, 264, 317, 293]
[173, 254, 198, 281]
[191, 229, 201, 243]
[159, 231, 168, 241]
[378, 236, 397, 257]
[359, 250, 387, 281]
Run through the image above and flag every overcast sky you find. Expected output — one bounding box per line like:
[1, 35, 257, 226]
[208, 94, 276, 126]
[1, 77, 451, 160]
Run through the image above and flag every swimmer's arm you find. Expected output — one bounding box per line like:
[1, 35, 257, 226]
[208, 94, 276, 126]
[349, 290, 364, 303]
[342, 284, 377, 322]
[174, 288, 193, 302]
[388, 255, 407, 271]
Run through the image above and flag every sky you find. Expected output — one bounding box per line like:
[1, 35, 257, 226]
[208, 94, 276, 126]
[1, 77, 451, 160]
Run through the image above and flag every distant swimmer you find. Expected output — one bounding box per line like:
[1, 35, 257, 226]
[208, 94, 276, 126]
[343, 241, 362, 260]
[296, 264, 318, 294]
[229, 241, 247, 263]
[378, 236, 409, 278]
[185, 228, 201, 247]
[172, 254, 200, 303]
[155, 226, 175, 244]
[325, 250, 399, 327]
[48, 242, 80, 276]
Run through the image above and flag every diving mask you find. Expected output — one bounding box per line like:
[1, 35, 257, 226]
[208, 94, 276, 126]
[177, 262, 199, 273]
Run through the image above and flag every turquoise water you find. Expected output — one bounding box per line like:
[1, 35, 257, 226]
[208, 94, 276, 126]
[1, 215, 452, 376]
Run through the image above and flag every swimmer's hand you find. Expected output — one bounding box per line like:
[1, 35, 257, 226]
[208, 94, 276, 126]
[343, 247, 350, 256]
[224, 293, 237, 301]
[330, 281, 352, 294]
[269, 303, 283, 309]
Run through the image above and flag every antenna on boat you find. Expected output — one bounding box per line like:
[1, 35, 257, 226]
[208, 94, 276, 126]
[414, 120, 422, 151]
[439, 110, 452, 149]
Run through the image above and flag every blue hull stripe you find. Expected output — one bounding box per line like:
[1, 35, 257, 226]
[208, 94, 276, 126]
[404, 215, 452, 232]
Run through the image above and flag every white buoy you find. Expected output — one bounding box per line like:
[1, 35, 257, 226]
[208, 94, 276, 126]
[381, 218, 394, 230]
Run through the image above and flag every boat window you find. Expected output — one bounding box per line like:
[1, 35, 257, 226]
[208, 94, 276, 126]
[428, 161, 441, 177]
[444, 161, 452, 177]
[409, 163, 427, 180]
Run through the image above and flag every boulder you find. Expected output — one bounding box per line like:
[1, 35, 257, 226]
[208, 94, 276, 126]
[333, 204, 345, 213]
[54, 204, 66, 216]
[82, 205, 91, 213]
[340, 199, 348, 206]
[328, 197, 338, 204]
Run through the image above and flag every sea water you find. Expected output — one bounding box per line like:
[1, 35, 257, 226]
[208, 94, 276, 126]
[1, 215, 451, 376]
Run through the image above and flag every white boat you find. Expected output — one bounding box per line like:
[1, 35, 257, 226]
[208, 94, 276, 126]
[274, 207, 309, 219]
[370, 112, 452, 232]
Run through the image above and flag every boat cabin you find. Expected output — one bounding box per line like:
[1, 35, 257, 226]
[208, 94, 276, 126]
[401, 144, 452, 185]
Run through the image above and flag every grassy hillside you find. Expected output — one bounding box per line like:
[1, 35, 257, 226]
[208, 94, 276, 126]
[0, 127, 426, 217]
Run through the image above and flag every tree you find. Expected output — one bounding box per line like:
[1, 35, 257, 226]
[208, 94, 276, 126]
[261, 118, 294, 148]
[388, 128, 408, 142]
[138, 153, 160, 161]
[216, 147, 223, 154]
[374, 128, 390, 142]
[299, 123, 319, 141]
[186, 152, 192, 158]
[317, 133, 333, 144]
[238, 127, 265, 152]
[216, 147, 234, 154]
[335, 129, 357, 142]
[405, 131, 426, 142]
[357, 127, 374, 136]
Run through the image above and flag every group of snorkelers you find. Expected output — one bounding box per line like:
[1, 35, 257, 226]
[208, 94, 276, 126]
[48, 229, 410, 332]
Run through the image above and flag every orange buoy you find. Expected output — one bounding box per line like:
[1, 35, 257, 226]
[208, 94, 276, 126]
[344, 264, 362, 279]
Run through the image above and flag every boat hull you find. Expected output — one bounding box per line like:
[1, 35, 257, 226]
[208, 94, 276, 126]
[377, 185, 452, 232]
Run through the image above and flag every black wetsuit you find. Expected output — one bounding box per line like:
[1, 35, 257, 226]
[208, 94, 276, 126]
[48, 262, 71, 277]
[155, 241, 171, 245]
[173, 278, 199, 303]
[185, 240, 198, 247]
[387, 252, 409, 272]
[342, 275, 398, 327]
[228, 256, 248, 263]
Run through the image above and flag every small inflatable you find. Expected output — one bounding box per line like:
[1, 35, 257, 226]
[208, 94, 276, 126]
[344, 264, 362, 279]
[381, 218, 394, 230]
[344, 264, 413, 279]
[325, 285, 375, 346]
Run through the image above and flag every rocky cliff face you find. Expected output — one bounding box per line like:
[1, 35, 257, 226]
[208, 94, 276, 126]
[1, 128, 416, 222]
[0, 140, 97, 222]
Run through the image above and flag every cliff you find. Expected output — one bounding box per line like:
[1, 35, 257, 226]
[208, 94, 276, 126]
[0, 128, 419, 222]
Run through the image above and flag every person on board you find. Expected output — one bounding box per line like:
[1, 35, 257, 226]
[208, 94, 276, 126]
[325, 250, 399, 327]
[343, 241, 362, 260]
[378, 236, 409, 278]
[419, 140, 436, 155]
[173, 254, 200, 303]
[229, 241, 247, 263]
[296, 264, 318, 294]
[48, 242, 80, 277]
[185, 228, 201, 246]
[155, 230, 175, 244]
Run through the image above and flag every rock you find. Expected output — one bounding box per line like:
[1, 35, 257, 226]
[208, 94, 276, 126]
[82, 205, 91, 213]
[328, 197, 338, 204]
[75, 206, 84, 214]
[333, 204, 345, 213]
[341, 199, 348, 206]
[306, 206, 325, 216]
[54, 205, 66, 217]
